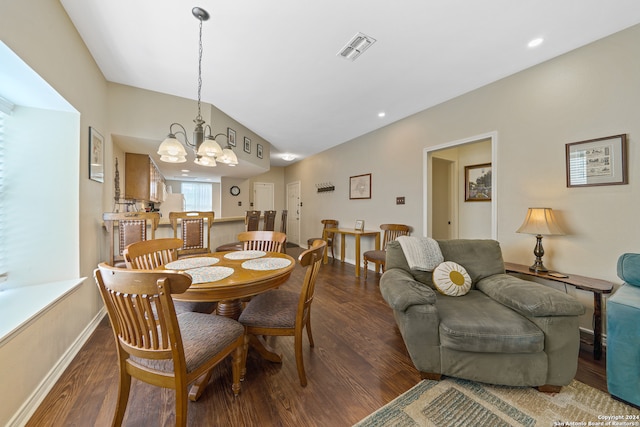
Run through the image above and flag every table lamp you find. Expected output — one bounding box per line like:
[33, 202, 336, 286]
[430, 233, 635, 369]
[516, 207, 564, 273]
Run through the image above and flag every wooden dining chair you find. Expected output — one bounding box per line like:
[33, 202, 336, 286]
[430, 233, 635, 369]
[239, 239, 327, 386]
[238, 231, 287, 253]
[169, 211, 214, 257]
[94, 263, 246, 427]
[103, 211, 160, 267]
[280, 210, 288, 253]
[307, 219, 338, 259]
[263, 210, 277, 231]
[122, 238, 216, 314]
[363, 224, 411, 280]
[216, 210, 262, 252]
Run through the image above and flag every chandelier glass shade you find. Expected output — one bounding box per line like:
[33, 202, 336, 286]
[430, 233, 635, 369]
[157, 7, 237, 167]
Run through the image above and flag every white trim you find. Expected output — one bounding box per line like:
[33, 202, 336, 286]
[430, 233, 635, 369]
[423, 131, 498, 239]
[0, 96, 14, 115]
[6, 307, 107, 427]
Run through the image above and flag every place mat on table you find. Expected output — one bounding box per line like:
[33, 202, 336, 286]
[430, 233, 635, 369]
[186, 266, 235, 284]
[165, 257, 219, 270]
[241, 257, 292, 271]
[224, 250, 266, 260]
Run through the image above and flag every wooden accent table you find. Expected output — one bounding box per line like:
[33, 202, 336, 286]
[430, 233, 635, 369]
[504, 262, 613, 360]
[323, 228, 380, 278]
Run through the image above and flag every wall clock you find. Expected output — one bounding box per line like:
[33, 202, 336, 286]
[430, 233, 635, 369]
[230, 185, 241, 196]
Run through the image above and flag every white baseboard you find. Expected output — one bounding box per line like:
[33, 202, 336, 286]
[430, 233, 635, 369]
[8, 307, 107, 427]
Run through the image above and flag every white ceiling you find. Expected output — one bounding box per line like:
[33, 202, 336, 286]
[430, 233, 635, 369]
[60, 0, 640, 179]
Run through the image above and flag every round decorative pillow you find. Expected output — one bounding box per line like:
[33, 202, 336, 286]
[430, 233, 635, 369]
[432, 261, 472, 296]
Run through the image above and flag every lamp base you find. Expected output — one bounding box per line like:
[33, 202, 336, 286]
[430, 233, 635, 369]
[529, 260, 549, 273]
[529, 234, 549, 273]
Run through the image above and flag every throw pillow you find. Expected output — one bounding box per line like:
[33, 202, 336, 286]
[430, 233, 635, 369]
[433, 261, 472, 296]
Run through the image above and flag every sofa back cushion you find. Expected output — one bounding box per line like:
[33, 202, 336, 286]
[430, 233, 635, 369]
[385, 239, 505, 289]
[617, 253, 640, 287]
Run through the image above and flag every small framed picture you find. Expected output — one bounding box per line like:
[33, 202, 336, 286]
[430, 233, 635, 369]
[349, 173, 372, 199]
[355, 220, 365, 231]
[227, 128, 236, 147]
[257, 143, 263, 159]
[244, 136, 251, 154]
[566, 134, 627, 187]
[465, 163, 491, 201]
[89, 127, 104, 183]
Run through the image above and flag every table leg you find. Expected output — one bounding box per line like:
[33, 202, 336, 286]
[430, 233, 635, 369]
[340, 233, 346, 263]
[374, 233, 381, 275]
[248, 334, 283, 363]
[355, 235, 361, 277]
[322, 229, 329, 264]
[216, 300, 243, 320]
[593, 293, 603, 360]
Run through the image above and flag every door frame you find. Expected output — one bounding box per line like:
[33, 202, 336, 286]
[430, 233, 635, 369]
[423, 131, 498, 239]
[286, 180, 301, 246]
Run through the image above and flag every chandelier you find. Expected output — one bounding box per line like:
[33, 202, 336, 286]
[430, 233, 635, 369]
[157, 7, 238, 167]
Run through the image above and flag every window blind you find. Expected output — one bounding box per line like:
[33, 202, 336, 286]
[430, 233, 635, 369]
[182, 182, 213, 211]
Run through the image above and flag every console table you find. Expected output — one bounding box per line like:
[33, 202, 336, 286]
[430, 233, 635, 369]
[504, 262, 613, 360]
[323, 228, 380, 278]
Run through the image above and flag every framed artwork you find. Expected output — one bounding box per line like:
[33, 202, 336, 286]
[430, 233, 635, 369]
[257, 143, 263, 159]
[227, 127, 236, 147]
[244, 136, 251, 154]
[465, 163, 491, 201]
[566, 134, 627, 187]
[355, 220, 365, 231]
[89, 127, 104, 183]
[349, 173, 371, 199]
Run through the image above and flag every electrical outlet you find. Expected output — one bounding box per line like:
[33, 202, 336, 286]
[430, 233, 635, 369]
[238, 201, 242, 206]
[396, 197, 405, 205]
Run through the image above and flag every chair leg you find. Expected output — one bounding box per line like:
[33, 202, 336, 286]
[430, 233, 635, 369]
[232, 344, 243, 397]
[306, 315, 314, 348]
[240, 334, 249, 381]
[295, 329, 308, 387]
[112, 367, 132, 427]
[175, 386, 189, 427]
[364, 259, 369, 280]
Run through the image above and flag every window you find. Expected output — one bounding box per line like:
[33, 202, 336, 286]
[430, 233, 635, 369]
[0, 103, 8, 281]
[182, 182, 213, 211]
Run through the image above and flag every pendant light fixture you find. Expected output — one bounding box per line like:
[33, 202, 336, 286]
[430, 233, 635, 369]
[157, 7, 238, 167]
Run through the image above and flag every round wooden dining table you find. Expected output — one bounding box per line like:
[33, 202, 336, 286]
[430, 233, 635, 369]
[161, 250, 296, 400]
[165, 250, 296, 320]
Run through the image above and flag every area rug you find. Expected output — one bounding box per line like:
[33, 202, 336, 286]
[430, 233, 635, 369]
[354, 378, 640, 427]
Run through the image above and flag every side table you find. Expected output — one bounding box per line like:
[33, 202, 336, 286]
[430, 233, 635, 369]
[504, 262, 613, 360]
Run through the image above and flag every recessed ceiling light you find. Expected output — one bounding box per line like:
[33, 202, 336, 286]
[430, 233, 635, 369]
[378, 112, 386, 118]
[181, 169, 190, 173]
[281, 154, 296, 161]
[528, 38, 544, 48]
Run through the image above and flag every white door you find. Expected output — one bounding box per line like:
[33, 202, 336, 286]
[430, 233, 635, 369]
[286, 181, 301, 246]
[253, 182, 274, 211]
[431, 157, 455, 239]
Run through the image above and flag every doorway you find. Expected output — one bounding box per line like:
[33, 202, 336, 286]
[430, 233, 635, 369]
[286, 181, 301, 246]
[253, 182, 274, 212]
[431, 157, 456, 239]
[423, 132, 498, 239]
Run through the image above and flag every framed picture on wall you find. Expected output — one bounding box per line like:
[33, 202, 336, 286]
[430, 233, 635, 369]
[257, 143, 263, 159]
[227, 127, 236, 147]
[465, 163, 491, 201]
[244, 136, 251, 153]
[566, 134, 627, 187]
[89, 127, 104, 183]
[349, 173, 371, 199]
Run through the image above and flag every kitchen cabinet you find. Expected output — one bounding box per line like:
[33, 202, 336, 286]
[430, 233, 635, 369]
[124, 153, 165, 202]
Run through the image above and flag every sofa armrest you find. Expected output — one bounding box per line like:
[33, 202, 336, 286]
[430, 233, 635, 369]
[380, 268, 437, 312]
[477, 274, 585, 317]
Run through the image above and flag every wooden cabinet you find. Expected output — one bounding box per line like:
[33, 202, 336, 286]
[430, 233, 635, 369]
[124, 153, 165, 202]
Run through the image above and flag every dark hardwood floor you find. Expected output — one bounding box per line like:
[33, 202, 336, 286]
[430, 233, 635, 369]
[27, 247, 606, 426]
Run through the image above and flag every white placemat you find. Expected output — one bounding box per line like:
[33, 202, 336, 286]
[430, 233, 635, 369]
[224, 250, 266, 260]
[187, 266, 235, 284]
[165, 257, 219, 270]
[241, 257, 292, 271]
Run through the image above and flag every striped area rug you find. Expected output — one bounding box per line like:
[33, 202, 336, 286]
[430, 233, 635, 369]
[354, 378, 640, 426]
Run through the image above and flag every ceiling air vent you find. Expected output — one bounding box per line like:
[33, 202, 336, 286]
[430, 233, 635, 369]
[337, 32, 376, 61]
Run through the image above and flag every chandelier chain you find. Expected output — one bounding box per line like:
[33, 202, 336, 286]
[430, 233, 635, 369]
[196, 16, 204, 122]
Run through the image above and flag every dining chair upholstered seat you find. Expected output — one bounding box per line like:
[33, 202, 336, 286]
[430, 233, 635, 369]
[239, 239, 327, 387]
[307, 219, 338, 260]
[123, 238, 216, 315]
[216, 210, 261, 252]
[169, 211, 215, 258]
[94, 263, 246, 427]
[103, 211, 160, 267]
[363, 224, 411, 280]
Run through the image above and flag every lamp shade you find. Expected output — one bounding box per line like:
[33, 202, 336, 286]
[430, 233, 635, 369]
[516, 208, 564, 236]
[194, 155, 217, 167]
[197, 137, 223, 158]
[220, 147, 239, 166]
[158, 136, 188, 157]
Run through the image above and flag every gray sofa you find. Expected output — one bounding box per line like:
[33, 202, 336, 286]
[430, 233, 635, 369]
[380, 239, 585, 390]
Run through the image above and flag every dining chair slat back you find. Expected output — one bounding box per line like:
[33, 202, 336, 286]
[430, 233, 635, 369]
[263, 210, 277, 231]
[103, 212, 160, 267]
[238, 231, 287, 253]
[169, 211, 215, 257]
[123, 238, 182, 269]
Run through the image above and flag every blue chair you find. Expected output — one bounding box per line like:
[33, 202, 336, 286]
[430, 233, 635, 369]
[607, 253, 640, 407]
